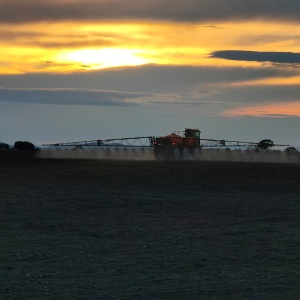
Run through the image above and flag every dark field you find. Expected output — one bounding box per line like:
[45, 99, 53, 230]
[1, 153, 300, 299]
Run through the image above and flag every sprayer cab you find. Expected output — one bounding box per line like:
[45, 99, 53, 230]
[182, 128, 201, 148]
[184, 128, 201, 139]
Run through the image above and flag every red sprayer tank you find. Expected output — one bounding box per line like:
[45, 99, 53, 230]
[153, 128, 201, 159]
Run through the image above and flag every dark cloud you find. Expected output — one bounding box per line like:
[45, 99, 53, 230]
[257, 114, 300, 118]
[0, 86, 220, 108]
[0, 88, 151, 106]
[211, 50, 300, 64]
[0, 0, 299, 24]
[1, 66, 299, 112]
[0, 65, 294, 93]
[216, 84, 300, 107]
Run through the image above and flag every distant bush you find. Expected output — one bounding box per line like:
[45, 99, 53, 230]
[0, 142, 10, 150]
[285, 146, 298, 154]
[14, 141, 35, 151]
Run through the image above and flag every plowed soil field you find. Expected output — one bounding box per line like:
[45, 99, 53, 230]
[1, 153, 299, 299]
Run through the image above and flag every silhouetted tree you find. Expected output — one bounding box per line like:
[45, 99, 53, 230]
[0, 142, 9, 150]
[14, 141, 35, 151]
[285, 146, 298, 154]
[256, 139, 274, 151]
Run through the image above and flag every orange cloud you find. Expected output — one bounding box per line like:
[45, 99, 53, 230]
[229, 76, 300, 86]
[222, 101, 300, 117]
[230, 76, 300, 86]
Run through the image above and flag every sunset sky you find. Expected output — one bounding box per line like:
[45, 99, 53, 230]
[1, 0, 300, 146]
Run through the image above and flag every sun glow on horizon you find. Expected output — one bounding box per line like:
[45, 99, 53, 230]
[1, 20, 300, 74]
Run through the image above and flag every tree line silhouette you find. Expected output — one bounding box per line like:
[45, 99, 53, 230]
[0, 141, 35, 150]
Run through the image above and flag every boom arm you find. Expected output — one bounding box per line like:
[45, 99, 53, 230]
[200, 138, 288, 150]
[43, 136, 156, 148]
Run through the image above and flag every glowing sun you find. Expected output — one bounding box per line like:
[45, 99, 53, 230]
[57, 48, 150, 69]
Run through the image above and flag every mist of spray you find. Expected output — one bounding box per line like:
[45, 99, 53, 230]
[38, 147, 155, 160]
[37, 147, 299, 163]
[200, 149, 300, 164]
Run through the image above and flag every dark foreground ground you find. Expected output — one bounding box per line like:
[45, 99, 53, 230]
[0, 152, 300, 299]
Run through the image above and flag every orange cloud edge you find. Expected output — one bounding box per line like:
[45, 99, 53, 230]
[221, 101, 300, 117]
